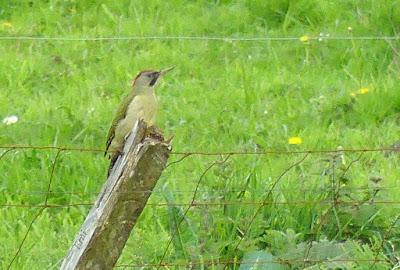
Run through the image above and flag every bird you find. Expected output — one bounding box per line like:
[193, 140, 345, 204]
[105, 67, 174, 174]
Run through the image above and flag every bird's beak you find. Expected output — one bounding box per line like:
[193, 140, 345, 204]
[159, 66, 175, 76]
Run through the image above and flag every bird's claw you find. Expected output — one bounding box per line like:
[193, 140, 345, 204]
[145, 125, 164, 141]
[144, 126, 173, 144]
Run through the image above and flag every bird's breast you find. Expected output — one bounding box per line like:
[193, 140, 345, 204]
[125, 93, 158, 126]
[109, 92, 158, 153]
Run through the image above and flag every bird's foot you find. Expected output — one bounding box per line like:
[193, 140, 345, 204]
[145, 125, 164, 141]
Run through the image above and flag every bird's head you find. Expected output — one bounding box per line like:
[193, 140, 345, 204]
[132, 66, 174, 92]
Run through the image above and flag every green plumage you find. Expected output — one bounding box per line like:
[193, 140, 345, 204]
[105, 67, 173, 175]
[105, 91, 136, 160]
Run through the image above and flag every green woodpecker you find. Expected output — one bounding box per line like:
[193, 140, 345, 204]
[105, 67, 174, 173]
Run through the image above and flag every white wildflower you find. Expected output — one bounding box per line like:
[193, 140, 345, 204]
[2, 115, 19, 125]
[318, 33, 330, 42]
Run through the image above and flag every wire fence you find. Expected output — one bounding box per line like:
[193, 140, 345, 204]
[114, 258, 398, 269]
[0, 35, 399, 42]
[1, 144, 399, 269]
[2, 22, 400, 270]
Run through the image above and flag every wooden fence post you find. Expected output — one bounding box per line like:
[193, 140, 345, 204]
[60, 120, 171, 270]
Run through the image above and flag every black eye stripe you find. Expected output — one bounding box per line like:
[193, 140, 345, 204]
[149, 77, 158, 86]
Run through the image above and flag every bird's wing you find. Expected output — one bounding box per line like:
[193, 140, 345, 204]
[105, 92, 136, 156]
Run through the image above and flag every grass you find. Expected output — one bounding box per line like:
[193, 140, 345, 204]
[0, 0, 400, 269]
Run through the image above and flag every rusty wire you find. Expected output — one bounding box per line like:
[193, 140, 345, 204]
[1, 185, 398, 197]
[302, 152, 342, 267]
[114, 258, 389, 268]
[156, 154, 232, 269]
[0, 35, 399, 42]
[1, 145, 398, 268]
[1, 199, 400, 209]
[222, 153, 310, 269]
[6, 149, 63, 270]
[0, 144, 397, 155]
[369, 214, 400, 269]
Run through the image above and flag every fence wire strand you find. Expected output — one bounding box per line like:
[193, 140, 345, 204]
[2, 185, 399, 197]
[156, 154, 232, 269]
[115, 258, 389, 269]
[369, 215, 400, 269]
[1, 144, 399, 268]
[0, 35, 399, 42]
[1, 29, 399, 269]
[2, 199, 400, 209]
[301, 152, 365, 266]
[6, 149, 63, 270]
[0, 144, 397, 155]
[224, 153, 310, 269]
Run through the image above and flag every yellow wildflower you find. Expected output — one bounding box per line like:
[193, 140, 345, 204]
[299, 35, 310, 43]
[350, 87, 369, 97]
[2, 21, 12, 28]
[358, 87, 369, 94]
[288, 137, 302, 145]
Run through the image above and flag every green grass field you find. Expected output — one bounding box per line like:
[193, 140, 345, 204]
[1, 0, 400, 269]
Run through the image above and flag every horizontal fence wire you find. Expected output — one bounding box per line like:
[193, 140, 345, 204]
[1, 185, 398, 196]
[4, 149, 62, 270]
[1, 144, 399, 269]
[0, 144, 397, 155]
[114, 258, 390, 268]
[1, 200, 400, 208]
[0, 35, 399, 42]
[2, 31, 399, 269]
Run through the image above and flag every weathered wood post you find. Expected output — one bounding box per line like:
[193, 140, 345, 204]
[60, 120, 171, 270]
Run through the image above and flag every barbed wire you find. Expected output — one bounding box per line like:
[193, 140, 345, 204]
[14, 248, 400, 269]
[369, 214, 400, 270]
[302, 151, 357, 267]
[6, 149, 63, 270]
[0, 144, 397, 155]
[1, 28, 399, 270]
[0, 35, 399, 42]
[1, 185, 397, 197]
[2, 199, 400, 209]
[222, 153, 310, 270]
[2, 144, 399, 269]
[114, 258, 390, 268]
[156, 155, 232, 268]
[0, 145, 106, 153]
